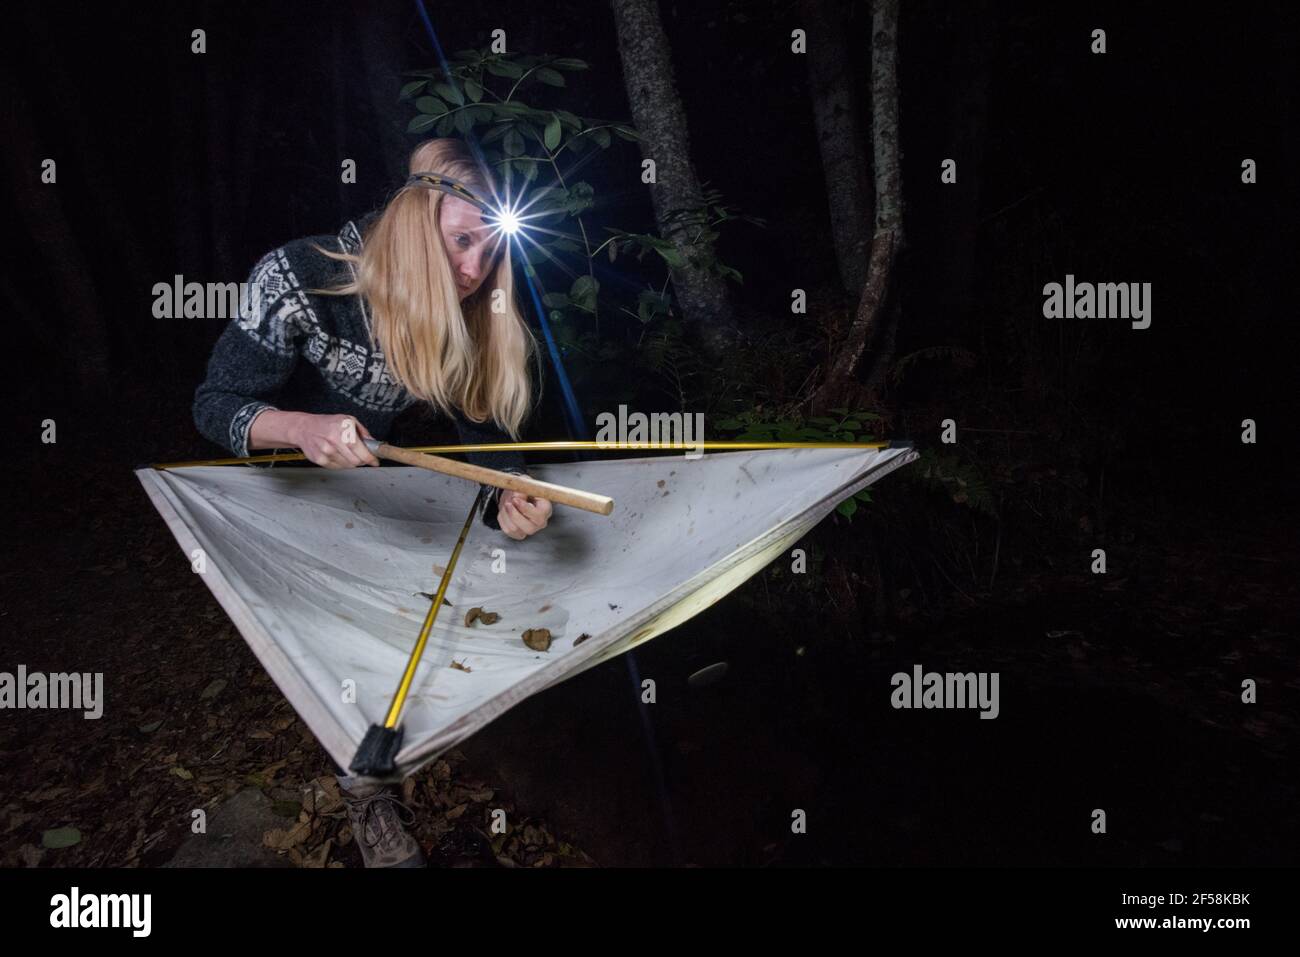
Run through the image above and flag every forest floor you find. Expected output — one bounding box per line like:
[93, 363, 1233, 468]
[2, 383, 1296, 867]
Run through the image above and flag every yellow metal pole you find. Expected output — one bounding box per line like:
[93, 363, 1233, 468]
[349, 485, 488, 777]
[382, 485, 484, 730]
[149, 439, 895, 470]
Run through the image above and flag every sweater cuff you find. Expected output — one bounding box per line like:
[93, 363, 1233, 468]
[232, 401, 279, 459]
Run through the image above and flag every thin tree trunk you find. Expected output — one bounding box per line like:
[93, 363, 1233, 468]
[609, 0, 736, 360]
[801, 0, 873, 299]
[806, 0, 904, 415]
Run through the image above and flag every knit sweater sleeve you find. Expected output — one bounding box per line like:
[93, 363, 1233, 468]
[192, 248, 303, 457]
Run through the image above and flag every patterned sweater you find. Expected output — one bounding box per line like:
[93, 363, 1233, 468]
[193, 212, 528, 530]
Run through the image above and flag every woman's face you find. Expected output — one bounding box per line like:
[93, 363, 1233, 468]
[440, 195, 501, 302]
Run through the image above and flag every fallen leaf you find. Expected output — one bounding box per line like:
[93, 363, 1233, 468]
[522, 628, 552, 652]
[574, 633, 591, 646]
[465, 607, 499, 626]
[200, 679, 226, 700]
[263, 819, 312, 850]
[138, 720, 163, 733]
[42, 827, 82, 849]
[170, 767, 194, 780]
[302, 839, 332, 869]
[450, 659, 472, 672]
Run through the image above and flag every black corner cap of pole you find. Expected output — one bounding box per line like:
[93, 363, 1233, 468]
[349, 724, 403, 777]
[887, 439, 915, 450]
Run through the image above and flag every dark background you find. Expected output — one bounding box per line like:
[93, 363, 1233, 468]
[1, 0, 1296, 868]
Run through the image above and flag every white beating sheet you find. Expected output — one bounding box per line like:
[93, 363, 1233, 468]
[135, 446, 917, 781]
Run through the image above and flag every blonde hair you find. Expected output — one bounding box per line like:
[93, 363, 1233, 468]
[311, 138, 539, 438]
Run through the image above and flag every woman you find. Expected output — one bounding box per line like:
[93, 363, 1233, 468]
[193, 138, 553, 867]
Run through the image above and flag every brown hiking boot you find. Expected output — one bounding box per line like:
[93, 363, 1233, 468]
[338, 776, 426, 868]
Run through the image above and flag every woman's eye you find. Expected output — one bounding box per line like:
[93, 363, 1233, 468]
[456, 234, 471, 248]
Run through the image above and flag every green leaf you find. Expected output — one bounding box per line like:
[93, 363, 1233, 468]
[570, 275, 599, 309]
[503, 128, 525, 157]
[535, 67, 565, 87]
[42, 827, 82, 849]
[414, 95, 446, 115]
[836, 498, 858, 519]
[454, 109, 475, 134]
[541, 292, 571, 309]
[543, 114, 562, 151]
[715, 418, 743, 429]
[613, 126, 640, 141]
[400, 80, 427, 100]
[592, 127, 611, 149]
[655, 246, 686, 269]
[464, 77, 484, 102]
[436, 114, 455, 136]
[485, 59, 523, 79]
[407, 114, 439, 133]
[841, 420, 861, 430]
[550, 57, 589, 70]
[854, 489, 873, 502]
[433, 82, 464, 106]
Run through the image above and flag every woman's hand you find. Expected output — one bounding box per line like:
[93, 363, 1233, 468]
[496, 491, 552, 541]
[286, 413, 381, 469]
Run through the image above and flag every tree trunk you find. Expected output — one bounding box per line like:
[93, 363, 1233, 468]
[800, 0, 873, 299]
[609, 0, 737, 360]
[806, 0, 904, 415]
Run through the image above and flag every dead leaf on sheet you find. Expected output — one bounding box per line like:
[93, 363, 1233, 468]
[522, 628, 552, 652]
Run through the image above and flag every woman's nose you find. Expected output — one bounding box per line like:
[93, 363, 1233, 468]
[461, 249, 489, 281]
